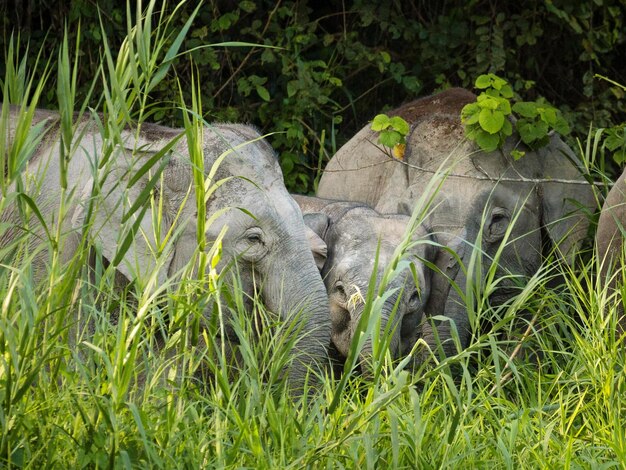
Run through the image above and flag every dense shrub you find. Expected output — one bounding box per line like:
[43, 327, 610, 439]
[1, 0, 625, 191]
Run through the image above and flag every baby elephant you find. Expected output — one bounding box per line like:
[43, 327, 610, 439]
[293, 195, 435, 370]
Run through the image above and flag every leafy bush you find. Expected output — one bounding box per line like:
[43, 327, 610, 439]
[461, 73, 570, 158]
[2, 0, 626, 190]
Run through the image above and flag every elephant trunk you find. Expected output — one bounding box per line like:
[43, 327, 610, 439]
[353, 294, 402, 377]
[263, 252, 331, 391]
[421, 246, 471, 360]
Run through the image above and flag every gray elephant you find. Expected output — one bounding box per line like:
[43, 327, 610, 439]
[293, 194, 434, 371]
[317, 88, 596, 359]
[596, 167, 626, 333]
[0, 105, 331, 390]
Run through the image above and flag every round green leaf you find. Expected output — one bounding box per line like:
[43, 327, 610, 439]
[475, 131, 500, 152]
[379, 130, 402, 148]
[539, 107, 557, 124]
[479, 108, 505, 134]
[478, 96, 499, 110]
[553, 117, 570, 135]
[389, 116, 410, 136]
[500, 84, 514, 98]
[512, 101, 538, 118]
[371, 114, 391, 131]
[475, 74, 492, 89]
[461, 102, 481, 123]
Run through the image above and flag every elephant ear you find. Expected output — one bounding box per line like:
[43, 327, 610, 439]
[539, 134, 596, 259]
[76, 129, 189, 284]
[303, 212, 329, 271]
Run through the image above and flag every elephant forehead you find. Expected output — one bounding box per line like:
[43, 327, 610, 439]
[202, 125, 280, 178]
[337, 213, 406, 242]
[209, 184, 301, 233]
[333, 252, 379, 284]
[333, 248, 415, 296]
[472, 183, 540, 215]
[333, 232, 399, 271]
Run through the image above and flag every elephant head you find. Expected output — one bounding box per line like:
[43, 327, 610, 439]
[3, 107, 331, 391]
[317, 88, 596, 360]
[294, 195, 434, 372]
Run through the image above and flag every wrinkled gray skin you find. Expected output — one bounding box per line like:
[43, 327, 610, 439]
[0, 105, 331, 391]
[317, 88, 596, 359]
[596, 167, 626, 333]
[293, 194, 434, 370]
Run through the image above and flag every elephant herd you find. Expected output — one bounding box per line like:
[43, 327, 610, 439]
[2, 87, 625, 393]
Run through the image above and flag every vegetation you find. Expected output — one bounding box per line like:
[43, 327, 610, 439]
[460, 73, 570, 158]
[1, 1, 625, 468]
[1, 0, 625, 190]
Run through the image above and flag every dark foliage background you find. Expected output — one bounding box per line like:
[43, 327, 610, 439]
[1, 0, 625, 192]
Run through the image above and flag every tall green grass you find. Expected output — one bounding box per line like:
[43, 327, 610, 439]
[1, 1, 625, 468]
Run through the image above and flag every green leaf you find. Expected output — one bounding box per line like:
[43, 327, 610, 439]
[389, 116, 410, 136]
[475, 131, 500, 152]
[239, 0, 256, 13]
[500, 84, 514, 98]
[465, 124, 480, 140]
[501, 119, 513, 136]
[379, 130, 402, 148]
[463, 111, 480, 125]
[256, 85, 270, 101]
[512, 102, 538, 118]
[461, 103, 480, 123]
[535, 120, 549, 136]
[517, 119, 548, 145]
[329, 77, 343, 87]
[286, 80, 298, 98]
[517, 120, 533, 144]
[511, 149, 526, 160]
[477, 96, 499, 110]
[371, 114, 391, 132]
[499, 98, 512, 114]
[605, 129, 626, 151]
[479, 108, 505, 134]
[491, 75, 507, 90]
[475, 74, 492, 89]
[613, 149, 626, 165]
[553, 116, 570, 135]
[539, 107, 557, 125]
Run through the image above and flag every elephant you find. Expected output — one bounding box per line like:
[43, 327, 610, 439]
[293, 194, 435, 372]
[317, 88, 597, 359]
[596, 166, 626, 333]
[0, 104, 331, 391]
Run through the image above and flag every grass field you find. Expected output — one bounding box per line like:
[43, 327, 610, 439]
[1, 2, 625, 468]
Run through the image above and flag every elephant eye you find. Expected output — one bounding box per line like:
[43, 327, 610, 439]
[407, 289, 421, 309]
[239, 227, 268, 262]
[245, 228, 264, 245]
[485, 208, 510, 242]
[334, 281, 348, 303]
